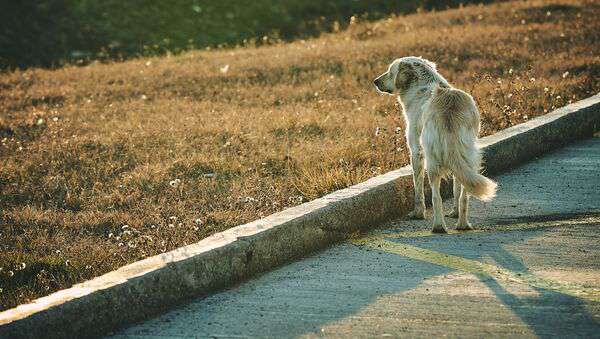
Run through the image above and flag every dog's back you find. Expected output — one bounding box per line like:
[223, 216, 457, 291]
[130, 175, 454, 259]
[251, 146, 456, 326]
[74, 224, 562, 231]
[422, 85, 496, 201]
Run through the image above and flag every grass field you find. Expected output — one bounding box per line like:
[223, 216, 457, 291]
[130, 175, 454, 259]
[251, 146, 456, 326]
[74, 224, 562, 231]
[0, 0, 598, 310]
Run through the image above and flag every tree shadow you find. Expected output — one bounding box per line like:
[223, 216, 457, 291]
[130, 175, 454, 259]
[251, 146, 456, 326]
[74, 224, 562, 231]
[112, 217, 599, 338]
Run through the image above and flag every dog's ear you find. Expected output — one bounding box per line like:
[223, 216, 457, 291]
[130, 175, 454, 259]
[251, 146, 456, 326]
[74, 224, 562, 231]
[394, 62, 417, 91]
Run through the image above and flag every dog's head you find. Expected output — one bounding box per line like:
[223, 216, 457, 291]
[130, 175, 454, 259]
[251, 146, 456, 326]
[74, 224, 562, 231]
[373, 57, 437, 95]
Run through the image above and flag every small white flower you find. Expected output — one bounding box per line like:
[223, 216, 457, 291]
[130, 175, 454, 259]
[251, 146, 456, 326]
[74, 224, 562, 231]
[169, 179, 180, 188]
[36, 118, 45, 125]
[375, 127, 381, 136]
[220, 64, 230, 73]
[562, 71, 569, 78]
[508, 68, 513, 74]
[141, 94, 148, 100]
[65, 260, 71, 266]
[145, 61, 152, 66]
[52, 117, 59, 122]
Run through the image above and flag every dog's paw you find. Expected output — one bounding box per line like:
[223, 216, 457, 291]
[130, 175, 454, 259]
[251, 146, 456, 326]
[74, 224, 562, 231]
[431, 224, 448, 233]
[447, 209, 459, 218]
[408, 209, 425, 220]
[456, 221, 474, 231]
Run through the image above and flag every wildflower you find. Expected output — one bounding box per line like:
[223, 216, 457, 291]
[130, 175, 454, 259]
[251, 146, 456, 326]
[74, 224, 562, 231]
[56, 249, 61, 254]
[529, 77, 536, 82]
[65, 260, 71, 266]
[52, 117, 59, 122]
[508, 68, 513, 74]
[375, 127, 381, 136]
[220, 64, 230, 73]
[544, 87, 549, 92]
[36, 118, 45, 125]
[562, 71, 569, 78]
[141, 95, 148, 100]
[86, 265, 92, 270]
[108, 232, 114, 238]
[145, 61, 152, 66]
[169, 179, 181, 188]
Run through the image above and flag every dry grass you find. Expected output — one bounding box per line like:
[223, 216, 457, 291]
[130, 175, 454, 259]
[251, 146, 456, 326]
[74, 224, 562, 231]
[0, 0, 598, 310]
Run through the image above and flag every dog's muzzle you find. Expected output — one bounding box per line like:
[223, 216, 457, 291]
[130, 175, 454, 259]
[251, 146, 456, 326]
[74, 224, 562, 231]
[373, 76, 391, 94]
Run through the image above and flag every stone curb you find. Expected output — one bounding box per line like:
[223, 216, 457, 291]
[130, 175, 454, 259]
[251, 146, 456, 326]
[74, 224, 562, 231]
[1, 94, 598, 339]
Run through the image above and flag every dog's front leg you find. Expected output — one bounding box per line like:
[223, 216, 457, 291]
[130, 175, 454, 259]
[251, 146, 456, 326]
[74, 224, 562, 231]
[407, 128, 425, 219]
[448, 177, 460, 217]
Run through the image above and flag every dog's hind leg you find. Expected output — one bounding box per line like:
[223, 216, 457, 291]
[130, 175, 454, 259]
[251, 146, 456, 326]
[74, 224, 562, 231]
[448, 176, 460, 218]
[456, 186, 474, 230]
[429, 172, 447, 233]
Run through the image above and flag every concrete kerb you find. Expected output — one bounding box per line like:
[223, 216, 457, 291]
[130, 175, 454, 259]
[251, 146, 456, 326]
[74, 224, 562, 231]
[1, 94, 599, 339]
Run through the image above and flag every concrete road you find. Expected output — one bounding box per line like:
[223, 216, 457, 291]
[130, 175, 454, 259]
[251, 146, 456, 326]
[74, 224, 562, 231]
[110, 136, 600, 338]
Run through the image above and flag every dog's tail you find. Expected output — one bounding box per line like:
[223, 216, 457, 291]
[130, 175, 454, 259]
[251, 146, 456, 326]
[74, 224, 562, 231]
[453, 163, 497, 201]
[448, 145, 497, 201]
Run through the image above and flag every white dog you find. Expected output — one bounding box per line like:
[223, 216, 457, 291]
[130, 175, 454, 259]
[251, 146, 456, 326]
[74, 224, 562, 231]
[374, 56, 496, 233]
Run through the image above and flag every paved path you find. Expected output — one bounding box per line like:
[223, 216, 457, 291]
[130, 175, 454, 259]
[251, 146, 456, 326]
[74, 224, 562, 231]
[111, 137, 600, 338]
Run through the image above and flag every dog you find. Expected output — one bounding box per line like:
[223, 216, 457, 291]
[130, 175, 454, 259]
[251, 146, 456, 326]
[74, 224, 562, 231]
[373, 56, 496, 233]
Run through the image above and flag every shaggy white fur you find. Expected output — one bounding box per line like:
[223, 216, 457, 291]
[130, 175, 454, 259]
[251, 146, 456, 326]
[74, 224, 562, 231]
[374, 56, 496, 233]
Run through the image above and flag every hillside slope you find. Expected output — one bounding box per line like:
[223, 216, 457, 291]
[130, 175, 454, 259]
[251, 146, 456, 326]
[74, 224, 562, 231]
[0, 0, 598, 310]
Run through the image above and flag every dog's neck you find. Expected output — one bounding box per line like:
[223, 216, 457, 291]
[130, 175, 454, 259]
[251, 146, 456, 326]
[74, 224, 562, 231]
[397, 74, 450, 116]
